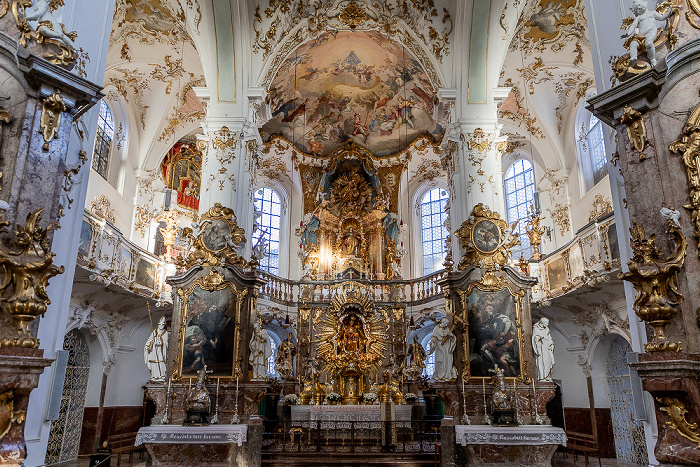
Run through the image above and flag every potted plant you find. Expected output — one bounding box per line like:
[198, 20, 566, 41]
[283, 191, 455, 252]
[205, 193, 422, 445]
[403, 393, 417, 405]
[325, 392, 342, 405]
[283, 394, 300, 406]
[362, 392, 378, 405]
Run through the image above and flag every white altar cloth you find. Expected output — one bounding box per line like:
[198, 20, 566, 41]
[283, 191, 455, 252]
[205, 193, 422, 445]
[455, 425, 566, 447]
[291, 405, 412, 429]
[135, 424, 248, 447]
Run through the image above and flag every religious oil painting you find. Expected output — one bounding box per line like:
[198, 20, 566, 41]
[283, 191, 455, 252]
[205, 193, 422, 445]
[115, 247, 132, 279]
[261, 30, 441, 157]
[135, 258, 156, 290]
[472, 219, 501, 254]
[467, 288, 521, 378]
[201, 219, 229, 252]
[568, 244, 584, 279]
[546, 257, 567, 290]
[182, 286, 236, 377]
[78, 220, 92, 257]
[607, 223, 619, 260]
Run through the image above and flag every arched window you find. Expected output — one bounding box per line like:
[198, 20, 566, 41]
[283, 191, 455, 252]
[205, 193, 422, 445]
[504, 159, 536, 259]
[253, 187, 282, 275]
[419, 187, 449, 275]
[587, 114, 607, 185]
[92, 100, 114, 179]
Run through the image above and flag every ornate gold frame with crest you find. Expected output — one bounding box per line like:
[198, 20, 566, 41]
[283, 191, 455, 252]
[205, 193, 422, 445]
[455, 204, 519, 270]
[180, 203, 247, 268]
[174, 269, 248, 381]
[456, 272, 529, 383]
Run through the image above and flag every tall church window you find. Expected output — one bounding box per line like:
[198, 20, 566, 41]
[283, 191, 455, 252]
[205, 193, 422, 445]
[253, 187, 282, 275]
[505, 159, 536, 259]
[587, 115, 608, 185]
[420, 187, 449, 275]
[92, 100, 114, 179]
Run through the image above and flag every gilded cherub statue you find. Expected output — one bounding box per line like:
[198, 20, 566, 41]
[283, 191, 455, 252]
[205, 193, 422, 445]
[25, 0, 78, 48]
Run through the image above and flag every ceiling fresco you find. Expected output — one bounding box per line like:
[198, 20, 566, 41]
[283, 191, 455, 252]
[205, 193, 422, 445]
[261, 30, 441, 157]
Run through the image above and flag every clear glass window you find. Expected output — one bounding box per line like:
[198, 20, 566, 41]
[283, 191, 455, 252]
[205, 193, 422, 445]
[504, 159, 536, 259]
[420, 187, 449, 275]
[92, 100, 114, 179]
[587, 115, 607, 185]
[253, 187, 282, 275]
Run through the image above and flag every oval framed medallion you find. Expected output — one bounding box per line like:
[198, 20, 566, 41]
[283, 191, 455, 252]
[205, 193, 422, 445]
[471, 219, 502, 254]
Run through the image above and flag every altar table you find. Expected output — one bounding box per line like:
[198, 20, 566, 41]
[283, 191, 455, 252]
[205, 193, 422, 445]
[291, 404, 412, 429]
[455, 425, 566, 467]
[135, 425, 248, 466]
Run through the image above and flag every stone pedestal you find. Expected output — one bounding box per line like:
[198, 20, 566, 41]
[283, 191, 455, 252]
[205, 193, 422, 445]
[455, 425, 566, 467]
[136, 424, 249, 467]
[629, 353, 700, 466]
[0, 348, 53, 464]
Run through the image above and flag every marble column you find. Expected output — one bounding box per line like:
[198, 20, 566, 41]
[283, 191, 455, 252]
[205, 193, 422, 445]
[588, 26, 700, 467]
[0, 2, 105, 463]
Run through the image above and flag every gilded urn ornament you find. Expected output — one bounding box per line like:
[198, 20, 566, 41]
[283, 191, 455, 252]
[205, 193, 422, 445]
[0, 209, 64, 348]
[619, 211, 686, 352]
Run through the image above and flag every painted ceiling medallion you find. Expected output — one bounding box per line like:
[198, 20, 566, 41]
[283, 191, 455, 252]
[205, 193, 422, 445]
[262, 30, 441, 157]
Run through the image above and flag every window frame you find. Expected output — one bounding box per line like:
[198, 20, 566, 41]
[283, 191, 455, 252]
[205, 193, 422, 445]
[253, 186, 283, 276]
[92, 100, 115, 180]
[418, 186, 450, 276]
[504, 158, 536, 260]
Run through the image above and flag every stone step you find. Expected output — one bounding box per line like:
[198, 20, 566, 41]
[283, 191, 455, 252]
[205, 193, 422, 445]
[262, 453, 438, 466]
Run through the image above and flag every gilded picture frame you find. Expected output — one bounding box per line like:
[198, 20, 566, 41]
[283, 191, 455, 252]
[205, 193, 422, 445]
[457, 275, 529, 383]
[174, 270, 248, 381]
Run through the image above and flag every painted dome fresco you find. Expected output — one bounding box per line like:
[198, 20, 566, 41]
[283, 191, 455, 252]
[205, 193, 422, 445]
[262, 30, 442, 157]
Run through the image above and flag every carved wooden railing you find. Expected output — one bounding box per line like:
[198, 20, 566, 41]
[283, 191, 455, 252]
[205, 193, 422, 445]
[533, 213, 620, 301]
[77, 210, 171, 303]
[257, 269, 447, 306]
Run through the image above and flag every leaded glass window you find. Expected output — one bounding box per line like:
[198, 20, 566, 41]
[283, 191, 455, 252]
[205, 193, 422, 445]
[420, 187, 449, 275]
[504, 159, 536, 259]
[587, 115, 607, 184]
[92, 100, 114, 179]
[253, 187, 282, 275]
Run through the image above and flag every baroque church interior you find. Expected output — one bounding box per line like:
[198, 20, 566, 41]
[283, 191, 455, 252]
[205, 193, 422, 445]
[1, 0, 700, 466]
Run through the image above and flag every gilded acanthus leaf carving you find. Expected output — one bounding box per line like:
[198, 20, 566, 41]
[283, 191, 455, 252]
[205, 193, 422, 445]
[670, 102, 700, 258]
[619, 213, 686, 352]
[0, 209, 64, 348]
[454, 204, 520, 270]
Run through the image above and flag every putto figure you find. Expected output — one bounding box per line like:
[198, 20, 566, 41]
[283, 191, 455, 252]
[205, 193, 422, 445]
[621, 0, 674, 67]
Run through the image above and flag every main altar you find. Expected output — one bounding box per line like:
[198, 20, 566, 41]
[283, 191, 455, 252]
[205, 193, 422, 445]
[139, 143, 564, 466]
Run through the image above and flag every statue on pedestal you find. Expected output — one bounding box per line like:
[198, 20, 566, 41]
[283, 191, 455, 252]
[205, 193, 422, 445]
[404, 334, 427, 380]
[144, 316, 168, 382]
[184, 366, 212, 426]
[620, 0, 674, 67]
[532, 318, 555, 381]
[489, 365, 516, 426]
[429, 318, 457, 382]
[249, 322, 272, 380]
[274, 335, 297, 380]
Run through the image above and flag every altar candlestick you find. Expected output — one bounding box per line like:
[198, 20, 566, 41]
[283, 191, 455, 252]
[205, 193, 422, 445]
[189, 377, 192, 391]
[217, 378, 220, 393]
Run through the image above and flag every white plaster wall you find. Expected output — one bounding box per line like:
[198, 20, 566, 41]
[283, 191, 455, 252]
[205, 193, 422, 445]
[550, 328, 589, 408]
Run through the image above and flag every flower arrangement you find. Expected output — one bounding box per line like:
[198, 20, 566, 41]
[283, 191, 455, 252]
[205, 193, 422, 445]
[283, 394, 300, 405]
[325, 392, 342, 404]
[362, 392, 378, 404]
[403, 393, 417, 404]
